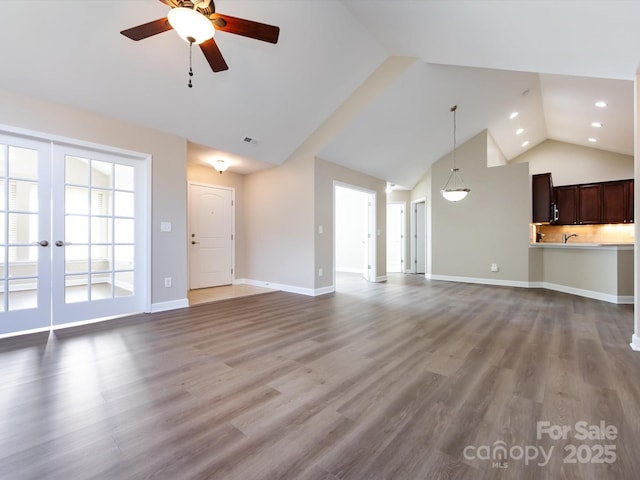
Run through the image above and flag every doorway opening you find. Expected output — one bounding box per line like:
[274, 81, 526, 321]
[411, 199, 426, 275]
[334, 183, 376, 291]
[386, 202, 405, 273]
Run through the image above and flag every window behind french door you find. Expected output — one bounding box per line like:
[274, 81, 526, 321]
[0, 132, 147, 336]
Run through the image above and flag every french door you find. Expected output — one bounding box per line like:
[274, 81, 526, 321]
[0, 132, 147, 336]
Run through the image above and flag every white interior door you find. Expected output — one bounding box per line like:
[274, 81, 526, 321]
[189, 183, 233, 289]
[365, 193, 376, 281]
[0, 134, 52, 335]
[0, 136, 147, 336]
[386, 203, 404, 273]
[51, 145, 146, 325]
[414, 201, 426, 274]
[334, 184, 376, 282]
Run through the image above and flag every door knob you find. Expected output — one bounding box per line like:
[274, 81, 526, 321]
[55, 240, 65, 247]
[33, 240, 49, 247]
[192, 241, 200, 245]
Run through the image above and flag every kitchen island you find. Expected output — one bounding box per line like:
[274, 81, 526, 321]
[529, 243, 633, 304]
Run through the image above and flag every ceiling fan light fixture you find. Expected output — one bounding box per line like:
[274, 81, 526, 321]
[168, 7, 215, 44]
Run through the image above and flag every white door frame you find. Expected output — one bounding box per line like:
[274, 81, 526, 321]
[187, 182, 235, 290]
[333, 181, 377, 283]
[411, 198, 427, 275]
[0, 124, 151, 337]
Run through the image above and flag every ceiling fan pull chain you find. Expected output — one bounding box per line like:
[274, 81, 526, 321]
[188, 40, 194, 88]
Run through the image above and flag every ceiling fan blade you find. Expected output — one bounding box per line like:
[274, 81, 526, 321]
[158, 0, 179, 7]
[120, 17, 172, 41]
[211, 14, 280, 44]
[200, 38, 229, 72]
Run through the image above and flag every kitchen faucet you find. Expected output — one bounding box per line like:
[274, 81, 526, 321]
[562, 233, 578, 243]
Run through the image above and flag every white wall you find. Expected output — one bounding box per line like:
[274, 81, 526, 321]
[633, 72, 640, 351]
[512, 139, 633, 185]
[429, 131, 531, 283]
[0, 88, 187, 307]
[315, 158, 387, 289]
[244, 154, 316, 290]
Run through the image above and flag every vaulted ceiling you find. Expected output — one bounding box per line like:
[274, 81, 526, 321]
[0, 1, 636, 189]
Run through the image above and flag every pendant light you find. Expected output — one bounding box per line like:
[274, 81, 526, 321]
[441, 105, 470, 202]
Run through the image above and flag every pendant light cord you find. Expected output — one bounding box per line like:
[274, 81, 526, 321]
[451, 105, 457, 170]
[188, 40, 194, 88]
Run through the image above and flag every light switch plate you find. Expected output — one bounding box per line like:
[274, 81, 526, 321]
[160, 222, 172, 232]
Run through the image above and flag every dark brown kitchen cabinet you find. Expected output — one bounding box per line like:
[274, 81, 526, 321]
[555, 186, 578, 225]
[601, 179, 634, 223]
[532, 173, 556, 223]
[535, 173, 633, 225]
[628, 180, 634, 222]
[577, 184, 601, 224]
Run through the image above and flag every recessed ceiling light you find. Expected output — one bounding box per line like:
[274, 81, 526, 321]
[509, 112, 519, 120]
[521, 140, 529, 147]
[588, 137, 597, 143]
[515, 128, 524, 135]
[591, 122, 603, 128]
[595, 101, 607, 108]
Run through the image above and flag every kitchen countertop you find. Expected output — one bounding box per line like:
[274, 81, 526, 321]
[530, 242, 633, 250]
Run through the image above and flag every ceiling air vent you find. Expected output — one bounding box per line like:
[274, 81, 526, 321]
[243, 136, 259, 145]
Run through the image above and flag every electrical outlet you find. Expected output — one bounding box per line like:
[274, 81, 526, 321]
[490, 264, 499, 272]
[164, 277, 172, 288]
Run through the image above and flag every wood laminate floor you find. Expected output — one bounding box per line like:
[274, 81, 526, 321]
[1, 273, 639, 480]
[188, 284, 278, 306]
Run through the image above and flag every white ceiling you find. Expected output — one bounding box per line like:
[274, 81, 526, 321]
[0, 1, 636, 189]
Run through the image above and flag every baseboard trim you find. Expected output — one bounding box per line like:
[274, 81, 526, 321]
[541, 282, 633, 305]
[234, 278, 334, 297]
[150, 298, 189, 313]
[426, 275, 632, 305]
[630, 334, 640, 352]
[427, 274, 530, 289]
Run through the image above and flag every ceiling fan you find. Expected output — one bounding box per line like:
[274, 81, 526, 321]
[120, 0, 280, 74]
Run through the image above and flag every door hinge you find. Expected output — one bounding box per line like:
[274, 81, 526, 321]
[231, 233, 234, 240]
[367, 265, 371, 270]
[232, 200, 234, 207]
[231, 268, 234, 274]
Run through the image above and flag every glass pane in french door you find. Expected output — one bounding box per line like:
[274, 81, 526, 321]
[0, 133, 52, 335]
[64, 155, 135, 302]
[52, 146, 143, 326]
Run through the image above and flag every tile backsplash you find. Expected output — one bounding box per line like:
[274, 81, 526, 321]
[533, 223, 634, 244]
